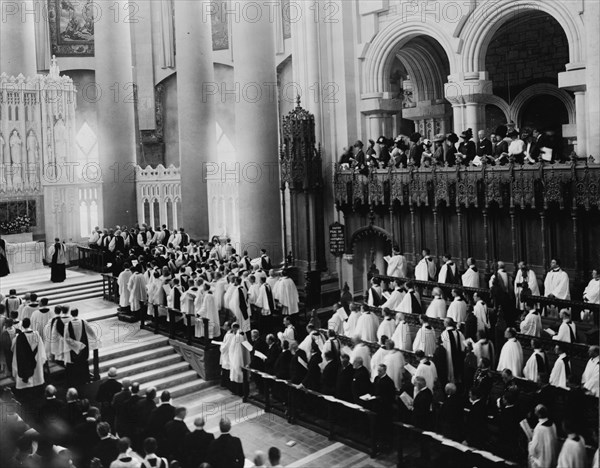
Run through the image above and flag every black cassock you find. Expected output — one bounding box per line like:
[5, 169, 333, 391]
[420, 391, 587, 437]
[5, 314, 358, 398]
[50, 242, 66, 283]
[65, 321, 90, 386]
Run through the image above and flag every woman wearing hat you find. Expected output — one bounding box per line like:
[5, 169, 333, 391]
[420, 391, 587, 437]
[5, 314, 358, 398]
[421, 139, 434, 167]
[458, 128, 476, 165]
[444, 133, 459, 166]
[408, 132, 423, 167]
[391, 136, 408, 168]
[507, 129, 525, 164]
[432, 134, 446, 166]
[376, 136, 391, 168]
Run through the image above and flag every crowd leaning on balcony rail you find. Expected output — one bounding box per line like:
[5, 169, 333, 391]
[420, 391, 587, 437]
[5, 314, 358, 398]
[338, 122, 567, 174]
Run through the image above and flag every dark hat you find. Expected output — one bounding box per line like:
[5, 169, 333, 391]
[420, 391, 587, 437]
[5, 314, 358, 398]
[353, 140, 364, 148]
[495, 125, 508, 139]
[376, 136, 388, 145]
[446, 133, 459, 144]
[460, 128, 473, 140]
[507, 129, 519, 138]
[410, 132, 422, 143]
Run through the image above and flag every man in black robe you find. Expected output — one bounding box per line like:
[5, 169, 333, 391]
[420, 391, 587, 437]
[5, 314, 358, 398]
[49, 238, 66, 283]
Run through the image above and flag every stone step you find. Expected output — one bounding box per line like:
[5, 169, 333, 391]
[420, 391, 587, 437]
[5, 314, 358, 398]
[125, 361, 191, 386]
[98, 345, 174, 373]
[19, 279, 103, 296]
[90, 335, 169, 363]
[99, 352, 181, 379]
[159, 377, 215, 400]
[140, 369, 200, 393]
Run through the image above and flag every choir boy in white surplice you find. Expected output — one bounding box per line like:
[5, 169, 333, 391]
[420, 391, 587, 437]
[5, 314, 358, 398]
[274, 270, 299, 315]
[552, 310, 576, 343]
[127, 267, 147, 318]
[412, 315, 436, 356]
[247, 275, 260, 311]
[412, 349, 437, 391]
[472, 293, 490, 333]
[367, 277, 384, 307]
[230, 277, 251, 333]
[438, 254, 460, 284]
[382, 340, 405, 390]
[377, 309, 396, 342]
[30, 299, 52, 342]
[63, 309, 99, 386]
[497, 328, 523, 377]
[523, 339, 549, 383]
[441, 318, 465, 383]
[520, 307, 542, 337]
[229, 324, 249, 389]
[47, 306, 71, 361]
[415, 249, 437, 281]
[473, 331, 494, 365]
[384, 247, 407, 278]
[255, 276, 276, 317]
[544, 258, 570, 300]
[391, 312, 413, 351]
[355, 306, 380, 342]
[528, 405, 558, 468]
[12, 318, 46, 390]
[426, 288, 447, 319]
[396, 282, 422, 315]
[514, 261, 540, 310]
[382, 279, 405, 311]
[328, 303, 348, 336]
[556, 421, 587, 468]
[20, 296, 39, 322]
[583, 269, 600, 304]
[582, 346, 599, 397]
[447, 289, 468, 324]
[220, 323, 234, 379]
[344, 304, 361, 337]
[549, 344, 571, 389]
[461, 257, 480, 288]
[197, 283, 221, 339]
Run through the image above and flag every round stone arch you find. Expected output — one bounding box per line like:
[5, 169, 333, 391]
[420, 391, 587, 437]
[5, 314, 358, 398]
[349, 225, 394, 254]
[362, 20, 459, 95]
[510, 84, 576, 126]
[459, 0, 584, 73]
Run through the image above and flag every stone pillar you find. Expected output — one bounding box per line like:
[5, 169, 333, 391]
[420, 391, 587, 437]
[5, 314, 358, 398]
[451, 104, 464, 133]
[95, 0, 137, 227]
[174, 0, 216, 239]
[0, 0, 37, 76]
[232, 1, 282, 262]
[464, 102, 483, 136]
[574, 91, 587, 158]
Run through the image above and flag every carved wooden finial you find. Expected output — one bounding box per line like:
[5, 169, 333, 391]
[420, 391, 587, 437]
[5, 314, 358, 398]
[296, 95, 301, 107]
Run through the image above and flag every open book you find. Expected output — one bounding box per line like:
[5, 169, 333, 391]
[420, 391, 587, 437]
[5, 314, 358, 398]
[211, 340, 223, 346]
[544, 328, 557, 336]
[404, 363, 417, 375]
[242, 341, 253, 352]
[520, 419, 533, 442]
[297, 357, 308, 369]
[399, 391, 414, 410]
[254, 350, 267, 361]
[359, 394, 376, 401]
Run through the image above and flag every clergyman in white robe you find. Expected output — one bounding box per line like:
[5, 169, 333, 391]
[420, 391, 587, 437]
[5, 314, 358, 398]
[496, 334, 523, 377]
[544, 266, 570, 300]
[412, 354, 437, 391]
[583, 275, 600, 304]
[377, 314, 396, 342]
[412, 322, 436, 356]
[523, 347, 549, 383]
[581, 347, 599, 397]
[556, 434, 587, 468]
[415, 254, 436, 281]
[528, 415, 558, 468]
[472, 298, 490, 333]
[426, 290, 447, 319]
[350, 342, 371, 375]
[354, 310, 379, 342]
[328, 306, 348, 335]
[391, 315, 412, 351]
[344, 308, 361, 337]
[514, 265, 540, 309]
[370, 347, 390, 379]
[197, 288, 221, 339]
[12, 326, 46, 389]
[229, 330, 248, 384]
[447, 296, 467, 324]
[117, 268, 133, 309]
[127, 271, 147, 313]
[549, 351, 571, 389]
[382, 286, 405, 311]
[274, 275, 299, 315]
[461, 262, 480, 288]
[441, 323, 465, 383]
[384, 252, 407, 278]
[382, 346, 405, 390]
[520, 309, 542, 337]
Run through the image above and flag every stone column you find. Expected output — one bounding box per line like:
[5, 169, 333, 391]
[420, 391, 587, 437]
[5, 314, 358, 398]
[464, 102, 482, 136]
[174, 0, 216, 239]
[0, 0, 37, 76]
[95, 0, 137, 227]
[574, 91, 587, 158]
[232, 1, 282, 262]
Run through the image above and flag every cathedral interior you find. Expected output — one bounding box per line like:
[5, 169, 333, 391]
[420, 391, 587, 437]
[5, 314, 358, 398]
[0, 1, 599, 467]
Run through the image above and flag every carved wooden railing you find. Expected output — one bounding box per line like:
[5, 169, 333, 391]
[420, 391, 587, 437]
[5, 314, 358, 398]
[101, 273, 119, 303]
[334, 158, 600, 210]
[78, 246, 106, 272]
[242, 366, 378, 457]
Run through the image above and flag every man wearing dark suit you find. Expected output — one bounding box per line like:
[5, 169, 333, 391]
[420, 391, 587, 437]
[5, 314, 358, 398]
[412, 376, 433, 430]
[164, 407, 190, 462]
[207, 417, 245, 468]
[121, 382, 143, 439]
[438, 383, 464, 441]
[264, 334, 281, 375]
[92, 422, 119, 468]
[465, 388, 488, 449]
[301, 346, 323, 391]
[321, 351, 339, 396]
[274, 341, 292, 379]
[72, 407, 101, 468]
[336, 354, 354, 402]
[476, 130, 493, 157]
[38, 385, 67, 441]
[249, 329, 268, 371]
[95, 367, 122, 427]
[65, 388, 84, 428]
[146, 390, 176, 455]
[373, 364, 396, 444]
[289, 341, 308, 385]
[133, 387, 157, 448]
[111, 379, 132, 437]
[183, 416, 215, 468]
[497, 392, 521, 457]
[351, 357, 372, 403]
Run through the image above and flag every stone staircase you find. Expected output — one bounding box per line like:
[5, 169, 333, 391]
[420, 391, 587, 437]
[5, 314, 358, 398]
[94, 334, 215, 399]
[19, 279, 104, 305]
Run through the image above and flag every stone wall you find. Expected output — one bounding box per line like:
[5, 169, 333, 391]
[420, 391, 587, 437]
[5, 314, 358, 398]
[486, 14, 569, 101]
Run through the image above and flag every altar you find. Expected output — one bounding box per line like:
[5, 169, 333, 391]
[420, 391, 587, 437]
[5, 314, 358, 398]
[5, 241, 45, 273]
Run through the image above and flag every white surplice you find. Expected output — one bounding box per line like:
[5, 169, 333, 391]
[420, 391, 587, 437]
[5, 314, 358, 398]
[377, 317, 396, 342]
[383, 349, 405, 390]
[274, 277, 299, 315]
[583, 278, 600, 304]
[582, 356, 599, 397]
[117, 269, 133, 308]
[412, 325, 436, 356]
[384, 254, 407, 278]
[544, 269, 570, 300]
[447, 297, 467, 324]
[12, 329, 47, 389]
[461, 266, 480, 288]
[557, 435, 587, 468]
[550, 353, 570, 389]
[496, 337, 523, 377]
[426, 297, 447, 319]
[328, 307, 348, 335]
[473, 300, 490, 332]
[520, 310, 542, 337]
[413, 358, 437, 391]
[528, 419, 558, 468]
[391, 320, 413, 351]
[355, 311, 380, 342]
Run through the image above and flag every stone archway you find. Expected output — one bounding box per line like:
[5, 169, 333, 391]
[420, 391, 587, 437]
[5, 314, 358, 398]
[349, 225, 393, 296]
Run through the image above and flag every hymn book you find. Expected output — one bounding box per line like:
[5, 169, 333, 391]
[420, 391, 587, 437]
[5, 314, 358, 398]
[399, 392, 414, 410]
[520, 419, 533, 441]
[404, 363, 417, 375]
[544, 328, 557, 336]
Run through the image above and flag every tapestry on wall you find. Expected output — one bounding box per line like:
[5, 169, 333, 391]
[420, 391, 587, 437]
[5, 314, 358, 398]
[48, 0, 95, 56]
[211, 0, 229, 51]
